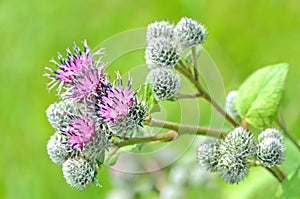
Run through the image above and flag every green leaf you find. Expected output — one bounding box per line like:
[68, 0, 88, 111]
[96, 150, 105, 166]
[282, 166, 300, 199]
[138, 83, 158, 113]
[234, 63, 289, 128]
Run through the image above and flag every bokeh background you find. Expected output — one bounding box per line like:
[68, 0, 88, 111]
[1, 0, 300, 198]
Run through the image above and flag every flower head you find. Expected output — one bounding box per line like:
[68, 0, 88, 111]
[219, 127, 256, 158]
[145, 37, 181, 68]
[62, 157, 95, 191]
[175, 17, 207, 48]
[63, 115, 97, 150]
[257, 129, 285, 167]
[47, 132, 77, 165]
[45, 40, 104, 92]
[96, 73, 147, 136]
[46, 99, 81, 130]
[197, 139, 221, 172]
[225, 90, 240, 121]
[258, 128, 284, 143]
[97, 73, 135, 123]
[63, 67, 109, 102]
[218, 153, 249, 184]
[146, 20, 174, 43]
[149, 67, 181, 100]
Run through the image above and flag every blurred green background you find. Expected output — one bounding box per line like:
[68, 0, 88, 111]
[1, 0, 300, 198]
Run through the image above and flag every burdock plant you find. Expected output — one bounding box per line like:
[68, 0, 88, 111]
[44, 17, 299, 195]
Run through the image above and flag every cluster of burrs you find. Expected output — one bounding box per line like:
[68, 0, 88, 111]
[145, 17, 207, 101]
[197, 127, 285, 184]
[45, 41, 147, 190]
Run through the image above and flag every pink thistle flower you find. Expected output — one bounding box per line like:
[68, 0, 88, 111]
[63, 67, 109, 102]
[97, 73, 135, 123]
[45, 40, 104, 92]
[64, 115, 97, 150]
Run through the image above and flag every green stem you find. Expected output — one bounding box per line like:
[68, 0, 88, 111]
[114, 130, 178, 148]
[176, 92, 203, 99]
[266, 166, 287, 183]
[276, 112, 300, 151]
[192, 47, 199, 81]
[266, 167, 282, 183]
[113, 117, 227, 148]
[276, 166, 287, 180]
[104, 146, 119, 163]
[175, 62, 239, 127]
[148, 117, 227, 138]
[248, 160, 286, 182]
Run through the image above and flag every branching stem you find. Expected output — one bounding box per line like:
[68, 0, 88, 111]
[148, 117, 227, 138]
[112, 118, 227, 148]
[192, 47, 199, 81]
[175, 62, 239, 127]
[276, 112, 300, 151]
[114, 130, 178, 148]
[176, 92, 202, 99]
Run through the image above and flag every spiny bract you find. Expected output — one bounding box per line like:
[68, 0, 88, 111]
[46, 99, 81, 130]
[217, 153, 249, 184]
[47, 132, 76, 166]
[62, 157, 95, 191]
[197, 139, 221, 172]
[146, 20, 174, 43]
[219, 127, 256, 158]
[145, 37, 181, 68]
[256, 137, 284, 168]
[258, 128, 284, 143]
[175, 17, 207, 48]
[150, 67, 181, 101]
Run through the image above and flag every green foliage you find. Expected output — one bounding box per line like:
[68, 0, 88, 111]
[234, 63, 289, 128]
[282, 166, 300, 199]
[138, 83, 158, 113]
[96, 151, 105, 166]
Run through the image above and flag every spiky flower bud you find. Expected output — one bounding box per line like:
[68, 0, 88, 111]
[62, 157, 95, 191]
[219, 127, 256, 158]
[150, 67, 181, 101]
[47, 132, 76, 165]
[175, 17, 206, 48]
[145, 37, 181, 69]
[258, 128, 284, 143]
[218, 153, 249, 184]
[225, 90, 240, 121]
[257, 136, 284, 168]
[146, 20, 174, 43]
[197, 139, 221, 172]
[46, 99, 80, 130]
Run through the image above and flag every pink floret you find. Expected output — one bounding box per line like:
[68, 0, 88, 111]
[63, 67, 108, 102]
[98, 86, 135, 123]
[65, 115, 96, 150]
